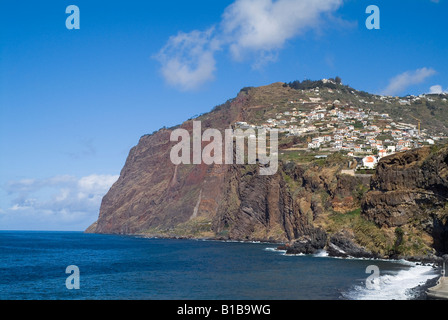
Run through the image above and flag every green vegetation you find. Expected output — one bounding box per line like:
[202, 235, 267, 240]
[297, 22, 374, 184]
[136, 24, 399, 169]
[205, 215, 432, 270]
[390, 226, 431, 257]
[144, 217, 215, 239]
[285, 79, 336, 90]
[353, 120, 364, 129]
[430, 143, 446, 154]
[392, 227, 404, 254]
[327, 208, 394, 257]
[284, 77, 342, 91]
[352, 184, 369, 202]
[239, 87, 254, 94]
[325, 152, 349, 166]
[376, 133, 394, 141]
[279, 151, 317, 163]
[355, 169, 376, 175]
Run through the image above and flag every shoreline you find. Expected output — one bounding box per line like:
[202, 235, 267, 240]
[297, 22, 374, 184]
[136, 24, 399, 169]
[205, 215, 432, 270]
[94, 232, 446, 300]
[132, 232, 446, 299]
[129, 232, 446, 264]
[408, 272, 441, 300]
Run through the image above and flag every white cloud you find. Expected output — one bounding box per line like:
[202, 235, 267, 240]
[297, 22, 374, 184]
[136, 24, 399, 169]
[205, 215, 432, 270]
[1, 174, 119, 230]
[429, 85, 447, 94]
[10, 204, 30, 211]
[381, 67, 437, 96]
[155, 28, 220, 91]
[78, 174, 119, 193]
[156, 0, 344, 90]
[221, 0, 343, 61]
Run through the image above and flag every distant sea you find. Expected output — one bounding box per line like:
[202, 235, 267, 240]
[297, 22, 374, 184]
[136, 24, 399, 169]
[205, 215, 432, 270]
[0, 231, 439, 300]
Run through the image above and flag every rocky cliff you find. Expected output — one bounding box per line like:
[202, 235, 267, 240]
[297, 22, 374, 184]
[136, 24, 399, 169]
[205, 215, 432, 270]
[87, 84, 368, 242]
[87, 82, 448, 261]
[362, 145, 448, 258]
[85, 129, 366, 243]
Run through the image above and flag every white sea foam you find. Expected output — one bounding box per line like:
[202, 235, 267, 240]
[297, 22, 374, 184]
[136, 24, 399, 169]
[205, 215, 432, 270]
[284, 252, 305, 256]
[265, 247, 327, 257]
[264, 247, 288, 255]
[313, 249, 329, 257]
[263, 247, 307, 256]
[343, 263, 439, 300]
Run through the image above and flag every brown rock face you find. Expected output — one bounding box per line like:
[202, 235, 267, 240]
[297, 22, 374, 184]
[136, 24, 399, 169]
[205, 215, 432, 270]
[87, 96, 239, 235]
[87, 133, 314, 241]
[86, 87, 313, 241]
[86, 84, 368, 242]
[361, 146, 448, 254]
[212, 164, 305, 241]
[86, 81, 448, 257]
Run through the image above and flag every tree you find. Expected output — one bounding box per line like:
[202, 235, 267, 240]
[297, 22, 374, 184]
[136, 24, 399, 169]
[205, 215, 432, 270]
[335, 76, 342, 84]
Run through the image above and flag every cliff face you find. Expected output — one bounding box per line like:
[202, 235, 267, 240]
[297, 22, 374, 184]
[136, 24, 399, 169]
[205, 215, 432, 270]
[87, 82, 448, 259]
[86, 85, 367, 242]
[362, 146, 448, 255]
[86, 137, 339, 242]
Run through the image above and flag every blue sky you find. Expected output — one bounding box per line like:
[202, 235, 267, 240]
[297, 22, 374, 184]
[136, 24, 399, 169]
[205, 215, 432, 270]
[1, 0, 447, 231]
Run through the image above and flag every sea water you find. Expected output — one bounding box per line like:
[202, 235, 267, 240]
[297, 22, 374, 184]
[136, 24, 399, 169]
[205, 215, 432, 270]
[0, 231, 438, 300]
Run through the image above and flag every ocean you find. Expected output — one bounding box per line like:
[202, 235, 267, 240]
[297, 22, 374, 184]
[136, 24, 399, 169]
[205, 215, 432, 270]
[0, 231, 439, 300]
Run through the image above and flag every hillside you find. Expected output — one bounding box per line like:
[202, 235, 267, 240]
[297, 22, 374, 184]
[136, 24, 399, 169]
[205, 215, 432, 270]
[86, 80, 448, 261]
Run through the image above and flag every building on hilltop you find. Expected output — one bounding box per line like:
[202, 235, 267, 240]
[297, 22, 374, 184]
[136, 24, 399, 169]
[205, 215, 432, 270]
[362, 155, 378, 169]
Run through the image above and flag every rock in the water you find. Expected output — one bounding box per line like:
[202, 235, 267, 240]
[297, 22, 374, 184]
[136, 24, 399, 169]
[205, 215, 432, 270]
[327, 232, 375, 258]
[285, 228, 327, 255]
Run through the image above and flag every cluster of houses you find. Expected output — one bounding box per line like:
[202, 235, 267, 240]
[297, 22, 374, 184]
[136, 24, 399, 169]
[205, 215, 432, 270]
[234, 97, 446, 170]
[379, 93, 448, 106]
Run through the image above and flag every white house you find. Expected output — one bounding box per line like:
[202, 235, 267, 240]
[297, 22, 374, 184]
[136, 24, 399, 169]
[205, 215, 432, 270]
[378, 149, 388, 158]
[387, 146, 396, 153]
[362, 156, 378, 169]
[308, 142, 321, 149]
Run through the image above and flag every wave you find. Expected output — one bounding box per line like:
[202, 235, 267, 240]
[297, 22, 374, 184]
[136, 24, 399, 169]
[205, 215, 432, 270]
[264, 247, 288, 255]
[313, 249, 329, 257]
[342, 263, 439, 300]
[263, 247, 308, 256]
[264, 247, 328, 257]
